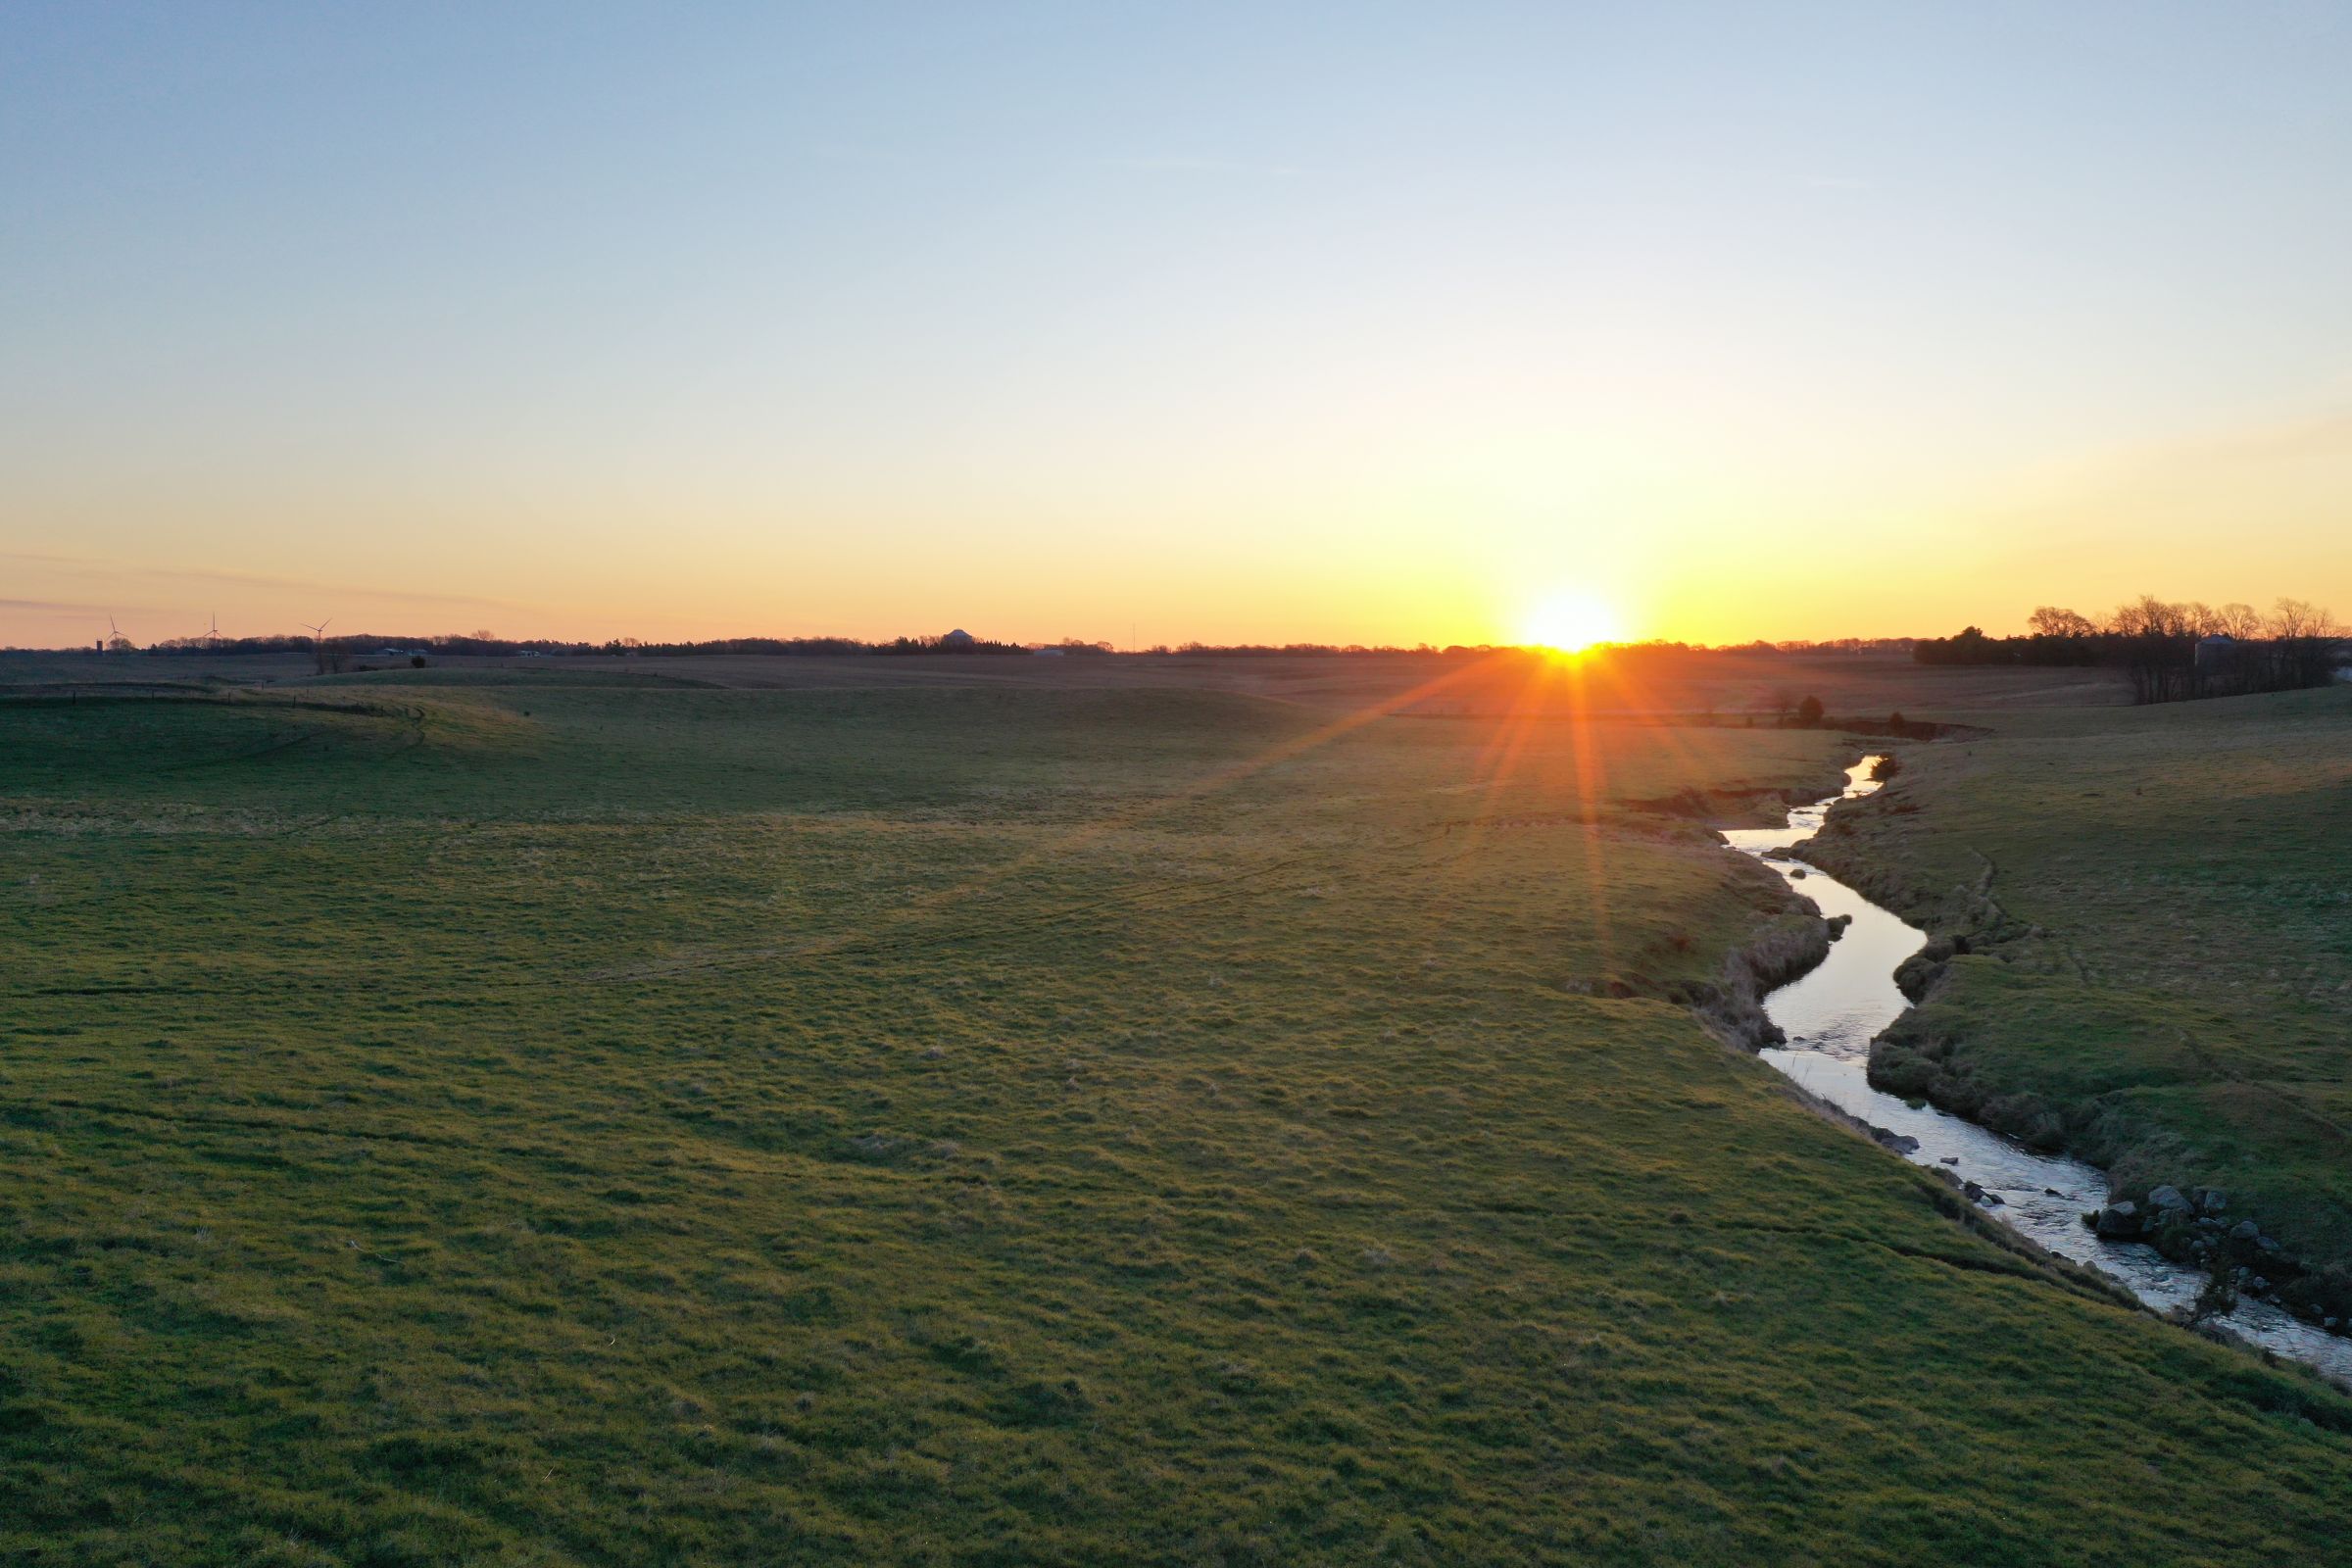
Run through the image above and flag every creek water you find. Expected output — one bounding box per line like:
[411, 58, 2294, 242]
[1725, 758, 2352, 1381]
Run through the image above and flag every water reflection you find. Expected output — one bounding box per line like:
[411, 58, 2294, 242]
[1729, 759, 2352, 1380]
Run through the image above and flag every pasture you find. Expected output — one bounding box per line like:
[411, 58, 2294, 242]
[3, 657, 2347, 1566]
[1802, 684, 2352, 1318]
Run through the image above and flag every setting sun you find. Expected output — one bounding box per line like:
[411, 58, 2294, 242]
[1520, 590, 1623, 654]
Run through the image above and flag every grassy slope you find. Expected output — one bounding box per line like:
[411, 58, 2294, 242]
[1802, 686, 2352, 1313]
[3, 671, 2349, 1567]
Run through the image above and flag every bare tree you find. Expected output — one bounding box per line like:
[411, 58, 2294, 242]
[2028, 606, 2095, 638]
[2268, 598, 2344, 689]
[2110, 596, 2196, 704]
[2267, 598, 2332, 639]
[2214, 602, 2264, 640]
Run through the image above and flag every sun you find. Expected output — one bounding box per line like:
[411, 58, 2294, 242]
[1519, 590, 1623, 655]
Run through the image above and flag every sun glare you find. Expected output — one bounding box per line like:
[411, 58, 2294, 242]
[1520, 590, 1622, 655]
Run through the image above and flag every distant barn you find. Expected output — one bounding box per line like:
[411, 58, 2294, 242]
[940, 628, 976, 650]
[2195, 634, 2236, 674]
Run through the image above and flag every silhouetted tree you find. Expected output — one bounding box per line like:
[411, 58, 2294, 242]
[2110, 595, 2196, 704]
[2267, 598, 2344, 690]
[2028, 607, 2095, 638]
[2214, 602, 2265, 640]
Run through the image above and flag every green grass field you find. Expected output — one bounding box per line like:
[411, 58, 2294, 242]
[1799, 683, 2352, 1323]
[5, 660, 2349, 1566]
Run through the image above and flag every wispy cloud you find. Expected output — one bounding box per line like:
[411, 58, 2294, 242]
[812, 142, 917, 166]
[0, 551, 526, 612]
[2025, 407, 2352, 499]
[0, 597, 151, 614]
[1090, 155, 1313, 177]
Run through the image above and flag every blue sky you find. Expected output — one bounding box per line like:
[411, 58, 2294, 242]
[5, 3, 2349, 645]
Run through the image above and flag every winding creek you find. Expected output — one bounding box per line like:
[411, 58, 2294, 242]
[1726, 757, 2352, 1381]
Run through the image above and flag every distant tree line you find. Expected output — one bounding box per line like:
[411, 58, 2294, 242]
[126, 633, 1511, 660]
[1691, 637, 1918, 655]
[1150, 641, 1481, 657]
[1915, 598, 2345, 704]
[85, 613, 2348, 703]
[612, 635, 875, 657]
[144, 631, 597, 659]
[140, 630, 1025, 659]
[74, 633, 1987, 663]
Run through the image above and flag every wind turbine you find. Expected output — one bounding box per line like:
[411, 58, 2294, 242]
[302, 617, 333, 674]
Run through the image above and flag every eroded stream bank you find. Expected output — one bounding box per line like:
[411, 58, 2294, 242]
[1724, 758, 2352, 1382]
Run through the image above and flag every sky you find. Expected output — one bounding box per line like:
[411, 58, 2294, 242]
[5, 2, 2351, 649]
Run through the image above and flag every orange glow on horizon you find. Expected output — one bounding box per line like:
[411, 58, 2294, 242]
[1518, 590, 1624, 655]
